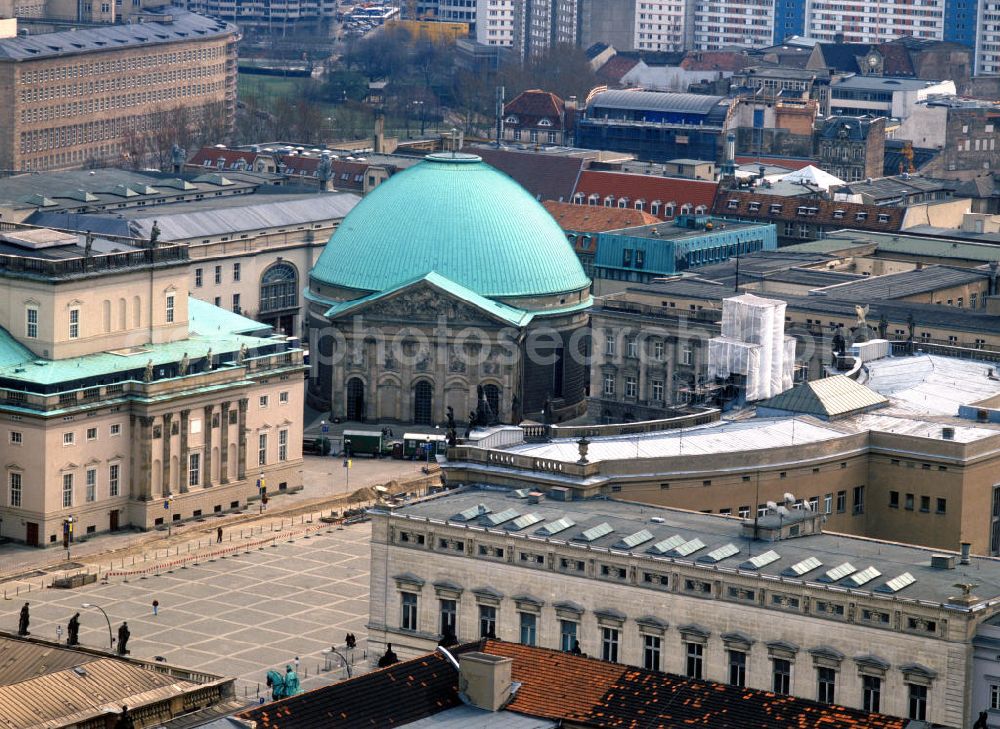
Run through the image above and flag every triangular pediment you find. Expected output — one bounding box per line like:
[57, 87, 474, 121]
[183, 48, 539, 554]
[325, 273, 533, 328]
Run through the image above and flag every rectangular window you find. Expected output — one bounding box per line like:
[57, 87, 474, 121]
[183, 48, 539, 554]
[86, 427, 97, 441]
[625, 377, 637, 398]
[817, 667, 836, 703]
[824, 494, 832, 514]
[560, 620, 578, 652]
[26, 307, 38, 338]
[259, 395, 269, 408]
[626, 338, 638, 358]
[603, 374, 615, 397]
[889, 491, 899, 508]
[69, 308, 80, 339]
[62, 473, 73, 507]
[862, 675, 881, 713]
[188, 452, 200, 487]
[232, 293, 241, 314]
[439, 599, 457, 637]
[110, 423, 121, 437]
[401, 592, 418, 631]
[279, 391, 289, 404]
[601, 627, 620, 663]
[63, 432, 75, 446]
[908, 683, 927, 720]
[86, 467, 96, 502]
[654, 340, 664, 360]
[681, 347, 693, 365]
[109, 463, 120, 497]
[479, 604, 497, 638]
[233, 262, 241, 282]
[9, 472, 22, 508]
[937, 498, 946, 514]
[992, 684, 1000, 711]
[279, 429, 288, 462]
[519, 612, 537, 646]
[195, 268, 203, 287]
[651, 380, 664, 401]
[166, 294, 175, 323]
[728, 650, 746, 687]
[604, 332, 616, 356]
[836, 490, 846, 513]
[920, 495, 930, 512]
[643, 634, 661, 671]
[772, 659, 791, 694]
[9, 431, 22, 445]
[905, 493, 914, 510]
[685, 642, 703, 678]
[258, 433, 267, 466]
[853, 485, 865, 514]
[214, 265, 222, 284]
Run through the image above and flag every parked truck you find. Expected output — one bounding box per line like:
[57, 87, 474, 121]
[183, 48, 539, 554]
[342, 430, 383, 458]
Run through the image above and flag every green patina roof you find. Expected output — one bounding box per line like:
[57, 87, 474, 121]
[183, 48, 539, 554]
[324, 271, 536, 327]
[0, 297, 279, 387]
[309, 153, 591, 299]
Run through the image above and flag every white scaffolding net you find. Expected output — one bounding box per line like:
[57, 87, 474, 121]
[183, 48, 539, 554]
[707, 294, 794, 401]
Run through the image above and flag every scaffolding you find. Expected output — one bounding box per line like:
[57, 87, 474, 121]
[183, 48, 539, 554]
[708, 294, 794, 401]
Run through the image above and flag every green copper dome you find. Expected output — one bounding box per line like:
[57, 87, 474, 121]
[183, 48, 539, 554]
[309, 153, 590, 299]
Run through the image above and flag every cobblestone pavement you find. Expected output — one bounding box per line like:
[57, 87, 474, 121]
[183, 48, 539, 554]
[1, 520, 375, 699]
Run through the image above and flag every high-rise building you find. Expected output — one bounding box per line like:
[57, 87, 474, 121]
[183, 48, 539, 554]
[512, 0, 577, 59]
[580, 0, 687, 52]
[803, 0, 945, 44]
[475, 0, 516, 46]
[689, 0, 776, 50]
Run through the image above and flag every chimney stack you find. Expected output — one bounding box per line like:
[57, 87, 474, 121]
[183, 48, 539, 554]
[459, 653, 514, 712]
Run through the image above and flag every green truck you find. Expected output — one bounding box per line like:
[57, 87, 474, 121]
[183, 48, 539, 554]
[342, 430, 383, 458]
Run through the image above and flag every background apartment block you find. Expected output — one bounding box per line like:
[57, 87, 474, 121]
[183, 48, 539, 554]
[0, 9, 238, 172]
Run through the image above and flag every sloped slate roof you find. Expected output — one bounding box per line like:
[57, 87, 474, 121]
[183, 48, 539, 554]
[588, 90, 727, 116]
[758, 375, 888, 419]
[0, 8, 234, 60]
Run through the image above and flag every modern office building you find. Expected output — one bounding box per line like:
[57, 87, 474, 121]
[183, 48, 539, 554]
[370, 487, 998, 727]
[0, 226, 305, 546]
[0, 8, 239, 173]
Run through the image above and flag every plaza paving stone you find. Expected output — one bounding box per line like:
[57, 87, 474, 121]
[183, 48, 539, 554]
[0, 522, 373, 698]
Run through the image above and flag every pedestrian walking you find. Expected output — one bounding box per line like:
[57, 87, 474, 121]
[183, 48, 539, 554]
[216, 526, 223, 543]
[152, 600, 159, 617]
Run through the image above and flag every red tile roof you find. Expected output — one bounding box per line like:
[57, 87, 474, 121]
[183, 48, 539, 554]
[681, 50, 752, 72]
[188, 147, 259, 169]
[477, 148, 584, 201]
[543, 200, 661, 232]
[483, 641, 907, 729]
[597, 54, 641, 84]
[711, 188, 906, 231]
[505, 89, 564, 119]
[573, 170, 718, 219]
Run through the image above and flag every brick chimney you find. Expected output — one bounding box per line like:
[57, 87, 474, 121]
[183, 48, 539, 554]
[459, 652, 514, 712]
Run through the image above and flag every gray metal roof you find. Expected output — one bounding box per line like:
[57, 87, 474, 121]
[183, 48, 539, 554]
[812, 265, 990, 301]
[0, 8, 235, 61]
[758, 375, 888, 418]
[832, 76, 949, 91]
[588, 90, 728, 115]
[395, 489, 1000, 608]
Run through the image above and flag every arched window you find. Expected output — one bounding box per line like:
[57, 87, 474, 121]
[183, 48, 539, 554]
[260, 263, 298, 314]
[483, 384, 500, 418]
[573, 193, 584, 204]
[413, 380, 433, 424]
[346, 377, 365, 422]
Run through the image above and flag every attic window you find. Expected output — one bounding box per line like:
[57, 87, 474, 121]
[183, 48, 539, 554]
[856, 211, 868, 221]
[877, 213, 890, 223]
[748, 201, 761, 212]
[538, 118, 552, 127]
[833, 209, 845, 219]
[727, 199, 739, 210]
[769, 203, 782, 214]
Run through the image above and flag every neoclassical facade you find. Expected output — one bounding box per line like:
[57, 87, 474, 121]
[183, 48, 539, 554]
[306, 153, 592, 426]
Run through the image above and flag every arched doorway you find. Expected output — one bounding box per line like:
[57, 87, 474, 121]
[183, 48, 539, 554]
[483, 384, 500, 420]
[346, 378, 366, 422]
[413, 380, 433, 424]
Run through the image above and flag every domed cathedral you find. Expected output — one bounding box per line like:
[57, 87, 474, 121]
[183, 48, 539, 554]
[305, 153, 592, 426]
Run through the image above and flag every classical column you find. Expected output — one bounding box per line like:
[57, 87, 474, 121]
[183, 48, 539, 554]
[237, 397, 248, 481]
[137, 416, 154, 500]
[220, 401, 231, 484]
[162, 413, 173, 497]
[203, 404, 214, 488]
[179, 409, 190, 493]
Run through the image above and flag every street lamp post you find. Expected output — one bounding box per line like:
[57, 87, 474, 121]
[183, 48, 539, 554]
[413, 100, 425, 136]
[81, 603, 114, 651]
[344, 438, 352, 494]
[322, 647, 353, 678]
[166, 494, 175, 537]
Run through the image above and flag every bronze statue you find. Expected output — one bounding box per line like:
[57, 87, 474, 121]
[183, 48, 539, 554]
[67, 612, 80, 646]
[117, 621, 130, 655]
[465, 410, 476, 439]
[377, 643, 399, 668]
[17, 602, 29, 636]
[114, 705, 135, 729]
